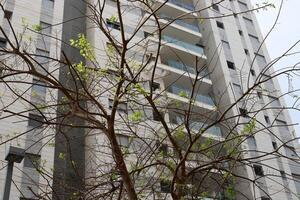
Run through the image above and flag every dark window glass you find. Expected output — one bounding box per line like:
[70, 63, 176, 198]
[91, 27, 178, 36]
[216, 21, 224, 29]
[24, 153, 41, 168]
[153, 110, 164, 121]
[280, 170, 287, 179]
[144, 31, 153, 38]
[106, 18, 120, 30]
[160, 180, 172, 193]
[272, 141, 278, 150]
[227, 61, 235, 70]
[159, 144, 168, 158]
[239, 108, 248, 117]
[257, 91, 262, 99]
[4, 10, 13, 20]
[250, 69, 256, 76]
[238, 30, 243, 36]
[212, 4, 219, 11]
[28, 114, 44, 128]
[254, 164, 264, 176]
[0, 37, 7, 47]
[264, 115, 270, 124]
[151, 82, 160, 91]
[244, 49, 249, 55]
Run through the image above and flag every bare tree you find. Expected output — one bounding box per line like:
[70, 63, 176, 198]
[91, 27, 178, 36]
[0, 0, 300, 199]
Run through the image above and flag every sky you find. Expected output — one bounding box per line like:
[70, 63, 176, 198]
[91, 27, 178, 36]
[251, 0, 300, 137]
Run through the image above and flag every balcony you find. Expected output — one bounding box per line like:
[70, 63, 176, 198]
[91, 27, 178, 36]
[164, 59, 209, 78]
[149, 0, 197, 19]
[169, 0, 195, 11]
[161, 35, 205, 57]
[167, 84, 214, 106]
[172, 115, 222, 137]
[159, 14, 200, 33]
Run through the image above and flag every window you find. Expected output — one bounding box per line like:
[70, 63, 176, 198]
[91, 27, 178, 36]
[249, 34, 259, 40]
[32, 78, 47, 100]
[253, 164, 264, 176]
[280, 170, 287, 179]
[248, 136, 257, 149]
[292, 173, 300, 196]
[116, 134, 130, 147]
[0, 37, 7, 47]
[160, 180, 172, 193]
[106, 18, 120, 30]
[216, 21, 224, 29]
[35, 49, 50, 75]
[144, 31, 154, 38]
[264, 115, 270, 124]
[275, 119, 287, 126]
[272, 141, 278, 150]
[285, 145, 296, 157]
[238, 30, 243, 36]
[239, 108, 248, 117]
[151, 82, 160, 91]
[24, 153, 41, 168]
[233, 83, 242, 98]
[250, 69, 256, 76]
[159, 143, 168, 158]
[40, 22, 52, 35]
[249, 34, 260, 51]
[212, 4, 219, 11]
[255, 53, 267, 66]
[4, 10, 12, 20]
[221, 40, 230, 49]
[268, 96, 281, 107]
[257, 91, 262, 99]
[243, 16, 253, 25]
[41, 0, 54, 10]
[244, 49, 249, 55]
[261, 197, 270, 200]
[238, 1, 248, 12]
[28, 114, 44, 128]
[227, 61, 235, 70]
[0, 63, 4, 76]
[153, 110, 164, 121]
[108, 99, 127, 114]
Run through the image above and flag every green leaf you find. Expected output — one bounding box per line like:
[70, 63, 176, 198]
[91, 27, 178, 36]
[58, 152, 65, 160]
[129, 111, 143, 122]
[242, 118, 256, 134]
[32, 24, 42, 32]
[108, 15, 118, 23]
[178, 90, 187, 98]
[70, 33, 95, 61]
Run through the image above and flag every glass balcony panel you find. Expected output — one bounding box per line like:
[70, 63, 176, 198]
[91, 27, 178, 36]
[173, 116, 222, 137]
[174, 20, 199, 32]
[162, 35, 204, 55]
[167, 85, 214, 106]
[159, 14, 200, 32]
[169, 0, 195, 11]
[166, 60, 195, 74]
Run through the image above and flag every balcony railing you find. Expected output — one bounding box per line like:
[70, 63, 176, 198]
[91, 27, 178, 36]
[169, 0, 195, 11]
[172, 116, 222, 137]
[167, 85, 214, 106]
[159, 14, 200, 32]
[174, 19, 199, 32]
[162, 35, 204, 55]
[164, 59, 210, 78]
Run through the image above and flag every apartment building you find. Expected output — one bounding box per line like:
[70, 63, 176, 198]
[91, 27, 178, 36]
[0, 0, 300, 199]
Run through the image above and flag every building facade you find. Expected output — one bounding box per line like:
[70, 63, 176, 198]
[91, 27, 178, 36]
[0, 0, 300, 199]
